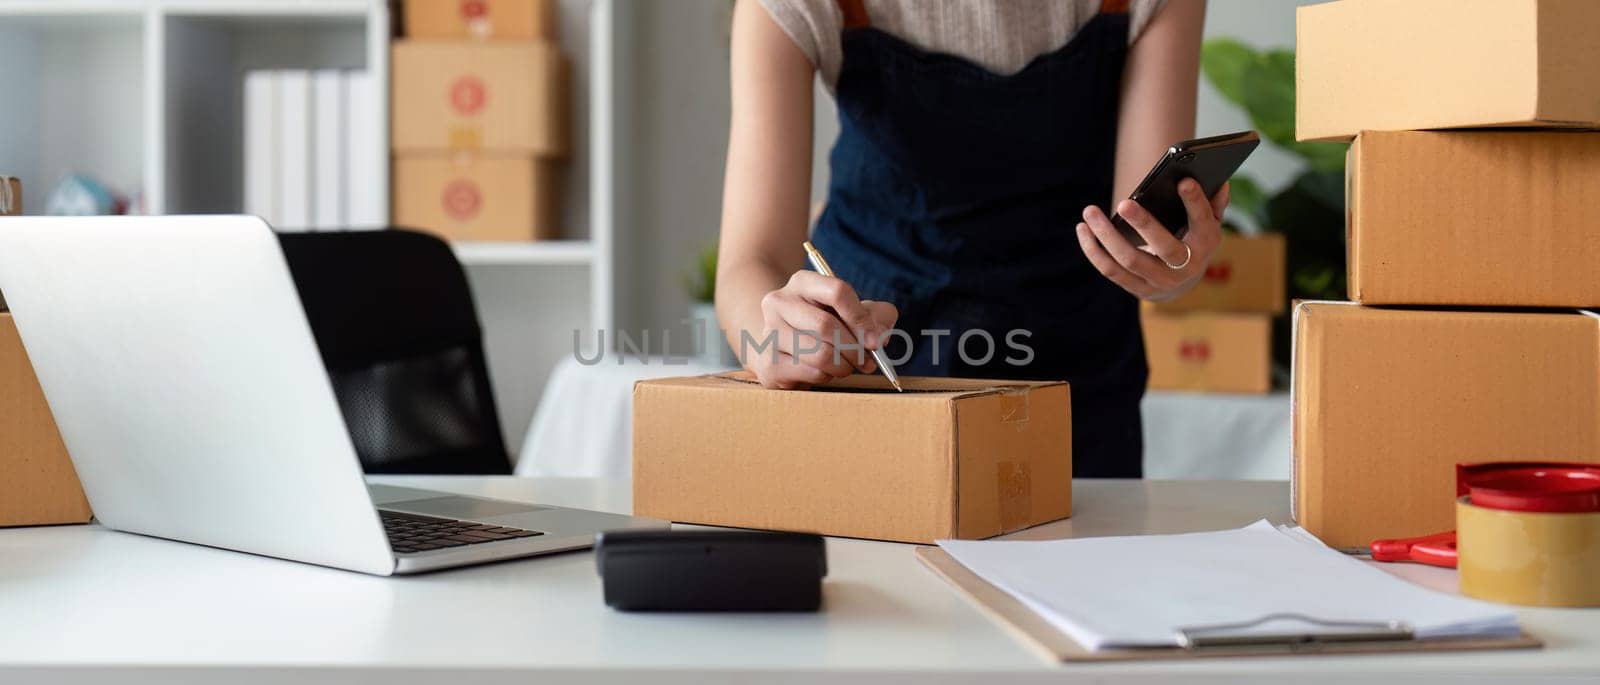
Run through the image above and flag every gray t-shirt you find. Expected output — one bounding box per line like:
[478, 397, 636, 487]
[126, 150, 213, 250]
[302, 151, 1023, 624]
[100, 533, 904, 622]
[759, 0, 1170, 91]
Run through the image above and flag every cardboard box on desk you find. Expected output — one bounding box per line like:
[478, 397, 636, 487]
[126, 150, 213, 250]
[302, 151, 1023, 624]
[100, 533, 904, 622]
[633, 372, 1072, 544]
[1147, 233, 1284, 314]
[391, 41, 569, 157]
[1292, 302, 1600, 550]
[402, 0, 559, 40]
[1348, 130, 1600, 308]
[1, 313, 92, 527]
[1141, 309, 1271, 394]
[394, 154, 559, 242]
[1296, 0, 1600, 141]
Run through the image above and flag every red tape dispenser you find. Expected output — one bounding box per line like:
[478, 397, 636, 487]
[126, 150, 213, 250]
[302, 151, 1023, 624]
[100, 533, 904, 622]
[1371, 461, 1600, 607]
[1371, 529, 1460, 568]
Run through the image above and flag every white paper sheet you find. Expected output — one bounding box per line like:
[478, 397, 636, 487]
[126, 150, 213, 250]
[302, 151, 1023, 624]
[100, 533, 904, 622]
[938, 521, 1518, 651]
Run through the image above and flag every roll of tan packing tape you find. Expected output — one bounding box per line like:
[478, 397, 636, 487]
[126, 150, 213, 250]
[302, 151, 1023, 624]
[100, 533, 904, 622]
[1457, 497, 1600, 607]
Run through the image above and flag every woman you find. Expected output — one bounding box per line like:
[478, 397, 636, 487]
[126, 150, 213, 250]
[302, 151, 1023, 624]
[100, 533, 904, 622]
[715, 0, 1229, 478]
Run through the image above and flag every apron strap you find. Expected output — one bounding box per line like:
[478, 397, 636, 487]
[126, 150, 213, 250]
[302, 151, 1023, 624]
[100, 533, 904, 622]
[838, 0, 870, 30]
[1099, 0, 1129, 14]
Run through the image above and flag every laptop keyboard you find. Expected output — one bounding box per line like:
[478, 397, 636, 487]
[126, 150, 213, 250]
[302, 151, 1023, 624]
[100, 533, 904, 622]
[379, 509, 543, 555]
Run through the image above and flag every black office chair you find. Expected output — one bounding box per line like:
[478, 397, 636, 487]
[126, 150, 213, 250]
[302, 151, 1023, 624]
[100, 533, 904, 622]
[277, 229, 512, 475]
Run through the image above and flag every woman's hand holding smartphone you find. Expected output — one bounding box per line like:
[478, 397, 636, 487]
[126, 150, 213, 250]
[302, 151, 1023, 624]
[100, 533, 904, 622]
[1076, 179, 1229, 302]
[1075, 130, 1257, 302]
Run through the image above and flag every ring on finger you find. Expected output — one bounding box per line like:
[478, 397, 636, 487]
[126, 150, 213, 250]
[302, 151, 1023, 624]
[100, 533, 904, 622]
[1162, 242, 1192, 271]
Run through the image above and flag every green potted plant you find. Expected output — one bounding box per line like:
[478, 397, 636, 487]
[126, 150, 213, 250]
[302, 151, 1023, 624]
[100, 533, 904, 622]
[683, 240, 734, 367]
[1200, 38, 1348, 369]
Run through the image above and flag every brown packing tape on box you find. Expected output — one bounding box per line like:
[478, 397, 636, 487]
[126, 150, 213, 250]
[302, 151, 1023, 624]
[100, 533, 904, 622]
[964, 385, 1039, 536]
[1140, 308, 1270, 394]
[1291, 302, 1600, 550]
[1296, 0, 1600, 141]
[394, 154, 560, 242]
[632, 372, 1072, 544]
[402, 0, 560, 40]
[1, 313, 93, 527]
[1148, 234, 1285, 314]
[391, 40, 570, 157]
[1347, 130, 1600, 308]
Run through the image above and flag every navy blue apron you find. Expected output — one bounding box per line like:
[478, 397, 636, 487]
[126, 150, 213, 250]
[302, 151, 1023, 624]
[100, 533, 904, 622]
[811, 0, 1146, 478]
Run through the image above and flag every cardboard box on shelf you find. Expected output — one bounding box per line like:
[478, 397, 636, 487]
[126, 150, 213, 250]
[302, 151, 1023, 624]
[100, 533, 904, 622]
[394, 154, 559, 242]
[1141, 309, 1271, 394]
[1292, 302, 1600, 550]
[1348, 130, 1600, 308]
[1148, 233, 1285, 314]
[1, 313, 92, 528]
[633, 373, 1072, 544]
[402, 0, 559, 40]
[391, 41, 568, 156]
[1296, 0, 1600, 141]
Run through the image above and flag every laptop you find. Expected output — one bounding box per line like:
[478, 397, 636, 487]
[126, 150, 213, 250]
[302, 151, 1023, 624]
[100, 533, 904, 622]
[0, 216, 665, 575]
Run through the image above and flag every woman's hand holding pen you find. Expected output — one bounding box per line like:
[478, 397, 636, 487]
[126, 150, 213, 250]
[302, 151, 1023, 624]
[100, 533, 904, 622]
[1075, 179, 1230, 302]
[750, 271, 899, 389]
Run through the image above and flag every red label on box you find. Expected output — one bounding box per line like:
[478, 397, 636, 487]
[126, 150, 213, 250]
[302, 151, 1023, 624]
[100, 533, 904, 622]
[1204, 261, 1232, 284]
[442, 179, 482, 221]
[1178, 338, 1211, 363]
[450, 76, 486, 116]
[459, 0, 488, 20]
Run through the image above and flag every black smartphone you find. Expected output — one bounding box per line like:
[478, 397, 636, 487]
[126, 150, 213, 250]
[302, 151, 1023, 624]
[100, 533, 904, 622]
[1110, 130, 1260, 247]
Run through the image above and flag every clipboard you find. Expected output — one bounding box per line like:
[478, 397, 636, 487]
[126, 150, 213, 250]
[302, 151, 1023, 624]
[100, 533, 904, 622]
[915, 547, 1542, 663]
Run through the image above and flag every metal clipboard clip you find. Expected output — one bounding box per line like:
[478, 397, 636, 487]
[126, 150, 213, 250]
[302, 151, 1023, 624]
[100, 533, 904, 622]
[1175, 613, 1415, 649]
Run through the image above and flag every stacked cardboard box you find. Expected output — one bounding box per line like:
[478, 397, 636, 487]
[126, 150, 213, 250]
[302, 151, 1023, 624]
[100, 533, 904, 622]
[1141, 234, 1284, 394]
[1291, 0, 1600, 549]
[392, 0, 569, 241]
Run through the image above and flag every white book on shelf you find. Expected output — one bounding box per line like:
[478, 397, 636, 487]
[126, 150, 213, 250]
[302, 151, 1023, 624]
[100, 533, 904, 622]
[344, 70, 386, 230]
[312, 69, 346, 231]
[242, 70, 279, 227]
[277, 70, 313, 232]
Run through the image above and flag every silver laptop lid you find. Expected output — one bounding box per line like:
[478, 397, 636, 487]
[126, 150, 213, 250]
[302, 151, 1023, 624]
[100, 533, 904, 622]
[0, 216, 394, 575]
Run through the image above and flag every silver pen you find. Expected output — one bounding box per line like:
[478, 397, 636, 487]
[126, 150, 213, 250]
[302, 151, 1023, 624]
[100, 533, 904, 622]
[802, 241, 903, 392]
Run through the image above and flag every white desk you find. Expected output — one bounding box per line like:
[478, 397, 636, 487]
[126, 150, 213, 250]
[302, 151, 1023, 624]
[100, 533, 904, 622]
[2, 478, 1595, 684]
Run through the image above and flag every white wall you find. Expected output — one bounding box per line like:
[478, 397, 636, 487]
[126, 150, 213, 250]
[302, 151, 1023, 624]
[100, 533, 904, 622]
[614, 0, 1316, 347]
[614, 0, 734, 349]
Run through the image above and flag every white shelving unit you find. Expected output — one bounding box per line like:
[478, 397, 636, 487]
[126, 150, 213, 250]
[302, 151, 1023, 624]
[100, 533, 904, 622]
[0, 0, 388, 215]
[452, 240, 596, 266]
[0, 0, 619, 457]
